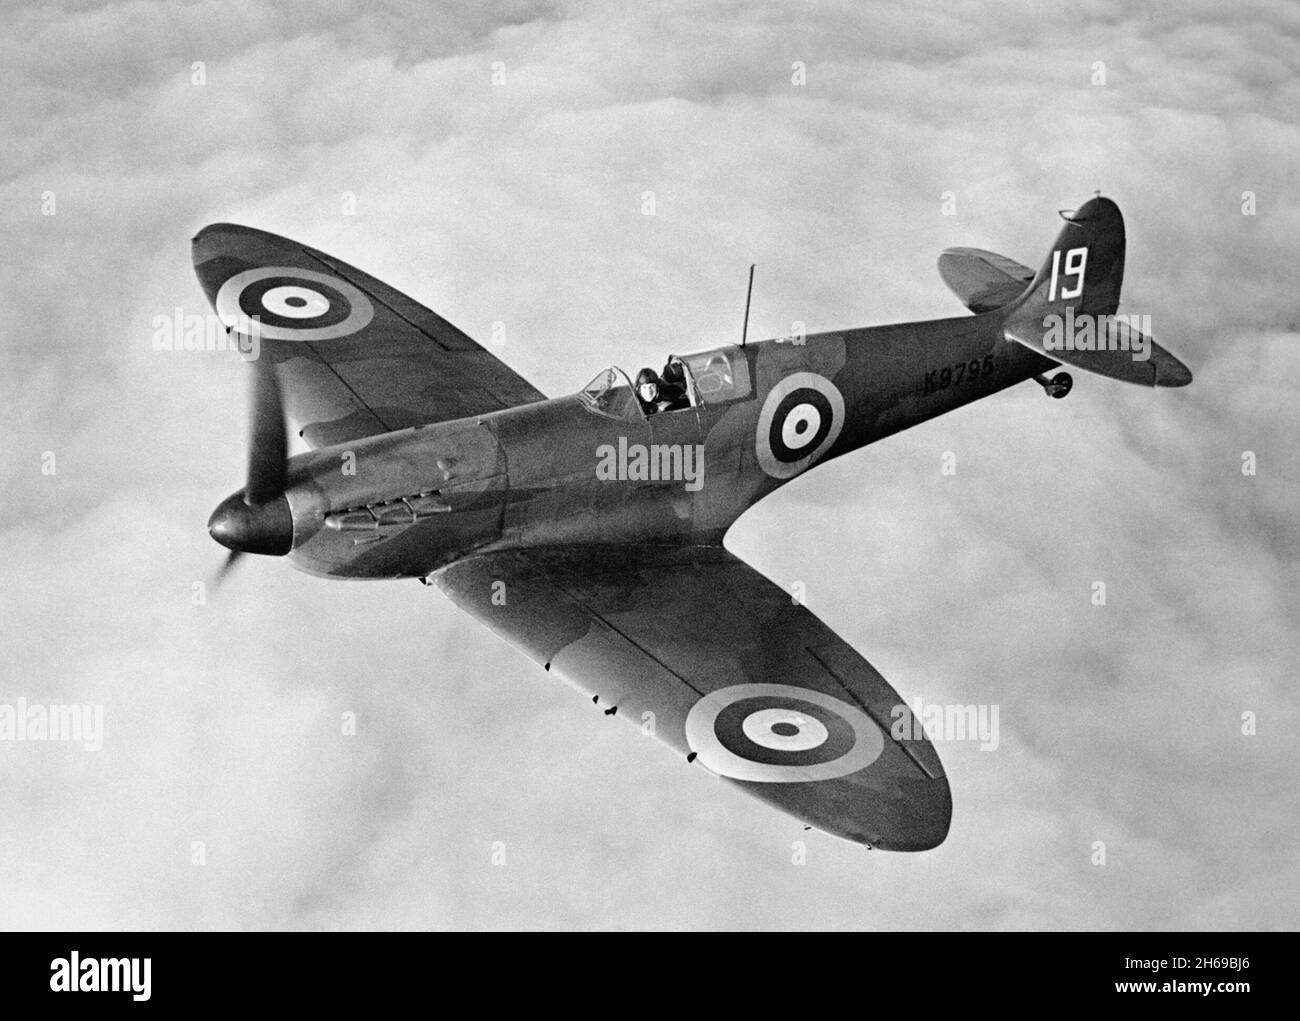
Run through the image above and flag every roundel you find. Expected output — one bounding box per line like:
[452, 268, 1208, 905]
[755, 372, 845, 479]
[684, 683, 884, 783]
[215, 266, 374, 341]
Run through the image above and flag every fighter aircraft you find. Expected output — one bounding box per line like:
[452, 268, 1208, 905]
[196, 196, 1192, 851]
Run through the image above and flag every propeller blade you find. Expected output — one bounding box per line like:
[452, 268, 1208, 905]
[245, 356, 288, 506]
[213, 548, 243, 588]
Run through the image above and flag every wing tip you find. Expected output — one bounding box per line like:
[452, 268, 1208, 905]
[1154, 355, 1194, 387]
[191, 222, 304, 266]
[193, 221, 261, 244]
[773, 773, 953, 851]
[864, 777, 952, 852]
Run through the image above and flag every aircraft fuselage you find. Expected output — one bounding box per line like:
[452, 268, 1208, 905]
[263, 311, 1055, 579]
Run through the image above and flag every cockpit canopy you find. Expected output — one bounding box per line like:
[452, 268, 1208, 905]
[580, 366, 642, 421]
[579, 345, 752, 421]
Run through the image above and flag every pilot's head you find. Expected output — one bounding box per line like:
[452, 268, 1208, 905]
[635, 368, 660, 404]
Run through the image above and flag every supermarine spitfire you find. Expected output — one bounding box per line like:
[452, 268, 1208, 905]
[197, 196, 1191, 850]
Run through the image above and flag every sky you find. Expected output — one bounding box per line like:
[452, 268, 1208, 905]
[1, 0, 1297, 930]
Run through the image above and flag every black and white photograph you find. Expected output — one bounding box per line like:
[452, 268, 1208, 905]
[1, 0, 1294, 965]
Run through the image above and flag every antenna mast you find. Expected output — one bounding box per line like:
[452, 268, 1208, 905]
[741, 263, 755, 348]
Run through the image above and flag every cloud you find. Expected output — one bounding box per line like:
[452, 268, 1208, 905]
[1, 0, 1296, 929]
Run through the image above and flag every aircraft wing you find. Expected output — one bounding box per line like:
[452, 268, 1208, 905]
[938, 246, 1035, 313]
[193, 224, 547, 448]
[434, 544, 951, 850]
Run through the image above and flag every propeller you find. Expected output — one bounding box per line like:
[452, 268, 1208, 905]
[208, 356, 294, 584]
[214, 548, 243, 586]
[245, 354, 288, 506]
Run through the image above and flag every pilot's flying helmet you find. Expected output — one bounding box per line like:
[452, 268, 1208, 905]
[635, 368, 660, 402]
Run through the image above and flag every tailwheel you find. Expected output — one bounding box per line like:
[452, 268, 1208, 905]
[1033, 372, 1073, 399]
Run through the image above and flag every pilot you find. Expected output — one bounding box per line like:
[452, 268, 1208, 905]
[635, 368, 665, 413]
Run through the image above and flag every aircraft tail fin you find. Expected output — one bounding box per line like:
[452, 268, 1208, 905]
[1001, 196, 1192, 387]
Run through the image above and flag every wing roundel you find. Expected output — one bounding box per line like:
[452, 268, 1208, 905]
[193, 223, 547, 448]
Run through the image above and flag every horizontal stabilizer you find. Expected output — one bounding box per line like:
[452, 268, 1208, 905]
[938, 247, 1035, 313]
[1004, 314, 1192, 387]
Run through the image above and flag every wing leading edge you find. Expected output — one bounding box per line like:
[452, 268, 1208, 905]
[434, 544, 951, 850]
[192, 224, 547, 448]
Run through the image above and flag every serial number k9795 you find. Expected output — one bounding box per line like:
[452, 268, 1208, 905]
[923, 355, 994, 396]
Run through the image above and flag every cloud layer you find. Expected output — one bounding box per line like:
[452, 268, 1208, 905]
[1, 0, 1296, 929]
